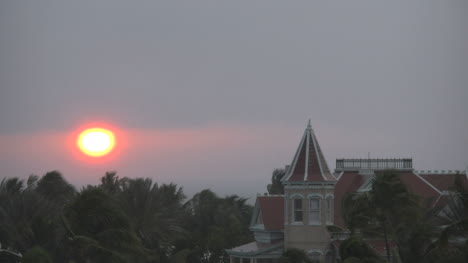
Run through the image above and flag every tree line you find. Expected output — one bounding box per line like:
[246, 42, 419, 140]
[0, 172, 252, 263]
[1, 169, 467, 263]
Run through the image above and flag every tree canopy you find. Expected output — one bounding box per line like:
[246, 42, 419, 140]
[339, 170, 468, 263]
[0, 172, 253, 263]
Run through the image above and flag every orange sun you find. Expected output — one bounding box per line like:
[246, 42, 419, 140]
[77, 128, 115, 157]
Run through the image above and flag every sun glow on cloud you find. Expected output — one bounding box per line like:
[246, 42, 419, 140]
[0, 124, 302, 197]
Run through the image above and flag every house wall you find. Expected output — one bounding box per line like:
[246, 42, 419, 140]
[283, 184, 335, 259]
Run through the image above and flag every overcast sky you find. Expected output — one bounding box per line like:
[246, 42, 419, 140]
[1, 0, 467, 201]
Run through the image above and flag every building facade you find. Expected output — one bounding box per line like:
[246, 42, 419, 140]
[226, 122, 467, 263]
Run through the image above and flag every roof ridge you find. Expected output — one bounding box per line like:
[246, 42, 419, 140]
[411, 170, 442, 195]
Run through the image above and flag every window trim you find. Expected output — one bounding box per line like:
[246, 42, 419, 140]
[292, 198, 303, 223]
[308, 197, 321, 225]
[325, 196, 333, 225]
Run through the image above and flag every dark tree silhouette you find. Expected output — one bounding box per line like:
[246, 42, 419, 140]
[267, 168, 286, 195]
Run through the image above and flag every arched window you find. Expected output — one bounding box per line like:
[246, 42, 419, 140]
[293, 198, 303, 222]
[309, 198, 320, 224]
[290, 193, 305, 223]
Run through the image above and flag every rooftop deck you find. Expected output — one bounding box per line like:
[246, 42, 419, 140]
[335, 158, 413, 171]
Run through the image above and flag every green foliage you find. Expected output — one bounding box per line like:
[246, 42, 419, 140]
[435, 174, 468, 242]
[422, 245, 465, 263]
[65, 188, 131, 236]
[0, 175, 65, 260]
[339, 237, 382, 262]
[36, 171, 76, 204]
[182, 189, 253, 263]
[100, 171, 122, 194]
[2, 166, 466, 263]
[343, 257, 362, 263]
[340, 170, 468, 263]
[117, 178, 187, 262]
[341, 193, 375, 235]
[267, 168, 286, 194]
[279, 248, 312, 263]
[63, 187, 152, 262]
[22, 246, 53, 263]
[169, 248, 191, 263]
[350, 170, 420, 261]
[0, 171, 253, 263]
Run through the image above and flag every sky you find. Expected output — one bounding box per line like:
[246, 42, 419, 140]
[1, 0, 467, 201]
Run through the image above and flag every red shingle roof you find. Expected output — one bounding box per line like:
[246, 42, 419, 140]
[333, 170, 443, 228]
[283, 122, 335, 182]
[333, 171, 368, 227]
[420, 173, 468, 192]
[257, 196, 284, 230]
[400, 171, 441, 201]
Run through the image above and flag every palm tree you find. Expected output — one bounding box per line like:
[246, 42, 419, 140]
[338, 236, 382, 263]
[100, 171, 122, 195]
[36, 171, 76, 203]
[63, 187, 151, 263]
[341, 192, 375, 236]
[339, 170, 420, 262]
[420, 174, 468, 262]
[183, 189, 253, 263]
[436, 175, 468, 241]
[118, 178, 187, 261]
[0, 176, 59, 260]
[370, 170, 420, 261]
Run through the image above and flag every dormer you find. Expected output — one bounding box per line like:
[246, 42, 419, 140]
[249, 195, 284, 244]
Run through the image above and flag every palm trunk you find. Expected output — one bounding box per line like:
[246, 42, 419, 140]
[382, 221, 391, 262]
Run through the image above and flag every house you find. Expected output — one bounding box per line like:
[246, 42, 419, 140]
[226, 122, 467, 263]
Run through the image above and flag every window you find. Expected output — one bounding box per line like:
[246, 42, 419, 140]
[309, 198, 320, 224]
[326, 197, 333, 223]
[293, 198, 303, 222]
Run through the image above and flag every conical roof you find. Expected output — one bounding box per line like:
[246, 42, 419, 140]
[282, 121, 336, 182]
